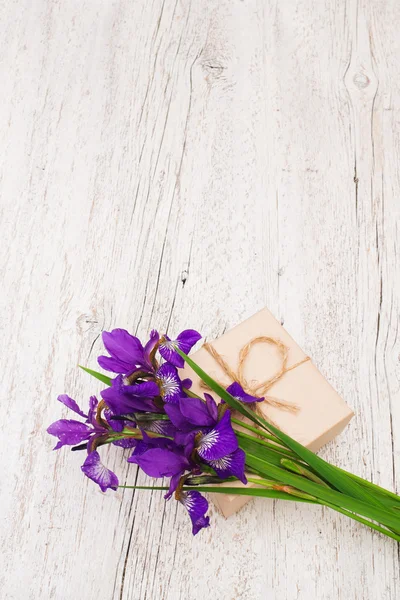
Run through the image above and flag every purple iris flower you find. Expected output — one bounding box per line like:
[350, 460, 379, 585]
[97, 328, 198, 412]
[47, 418, 93, 450]
[47, 394, 126, 492]
[167, 395, 247, 483]
[165, 393, 217, 431]
[226, 382, 264, 403]
[101, 375, 160, 415]
[47, 395, 106, 451]
[155, 363, 182, 404]
[98, 328, 160, 375]
[178, 490, 210, 535]
[129, 446, 189, 479]
[98, 328, 147, 374]
[159, 329, 201, 368]
[128, 432, 192, 498]
[126, 426, 216, 534]
[48, 322, 249, 517]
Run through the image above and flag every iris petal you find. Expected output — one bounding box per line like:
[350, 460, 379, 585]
[103, 329, 144, 363]
[81, 451, 119, 492]
[97, 355, 132, 374]
[164, 403, 194, 431]
[179, 491, 210, 535]
[129, 448, 189, 478]
[140, 419, 176, 437]
[164, 472, 182, 500]
[122, 380, 160, 397]
[156, 363, 182, 404]
[207, 448, 247, 484]
[112, 438, 138, 448]
[101, 376, 159, 415]
[98, 329, 146, 374]
[143, 329, 160, 368]
[226, 382, 264, 403]
[197, 410, 238, 461]
[47, 419, 91, 449]
[57, 394, 87, 418]
[159, 329, 201, 368]
[179, 396, 216, 427]
[204, 393, 218, 422]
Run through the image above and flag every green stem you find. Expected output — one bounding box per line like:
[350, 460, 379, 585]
[235, 430, 297, 459]
[231, 417, 284, 445]
[182, 387, 203, 399]
[337, 468, 400, 506]
[118, 484, 317, 504]
[105, 429, 173, 442]
[247, 477, 317, 501]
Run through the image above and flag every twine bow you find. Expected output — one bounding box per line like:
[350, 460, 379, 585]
[201, 336, 310, 415]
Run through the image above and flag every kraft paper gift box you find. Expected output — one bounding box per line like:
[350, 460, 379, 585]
[179, 307, 354, 518]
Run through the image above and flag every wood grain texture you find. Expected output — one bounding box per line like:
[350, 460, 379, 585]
[0, 1, 399, 599]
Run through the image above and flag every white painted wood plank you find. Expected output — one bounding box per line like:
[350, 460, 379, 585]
[0, 1, 398, 599]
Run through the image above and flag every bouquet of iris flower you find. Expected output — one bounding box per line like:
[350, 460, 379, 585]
[48, 328, 400, 540]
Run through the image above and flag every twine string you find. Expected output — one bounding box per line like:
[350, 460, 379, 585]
[200, 336, 311, 414]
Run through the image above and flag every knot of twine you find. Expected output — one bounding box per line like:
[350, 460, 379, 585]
[201, 336, 311, 415]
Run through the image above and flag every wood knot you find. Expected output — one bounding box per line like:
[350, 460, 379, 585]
[201, 59, 226, 81]
[76, 311, 100, 334]
[353, 72, 370, 89]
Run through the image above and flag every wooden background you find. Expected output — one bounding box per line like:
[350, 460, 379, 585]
[1, 1, 399, 599]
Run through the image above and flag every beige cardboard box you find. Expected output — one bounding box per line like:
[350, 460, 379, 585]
[179, 308, 354, 517]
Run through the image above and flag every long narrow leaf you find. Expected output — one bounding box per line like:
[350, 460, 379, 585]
[236, 433, 302, 469]
[235, 430, 297, 459]
[337, 467, 400, 506]
[79, 365, 112, 387]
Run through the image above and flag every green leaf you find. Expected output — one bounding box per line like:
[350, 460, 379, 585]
[337, 467, 400, 506]
[177, 349, 392, 511]
[236, 432, 301, 469]
[79, 365, 112, 387]
[235, 430, 297, 459]
[231, 417, 283, 444]
[280, 458, 330, 487]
